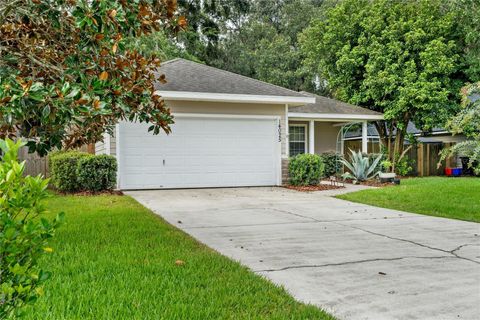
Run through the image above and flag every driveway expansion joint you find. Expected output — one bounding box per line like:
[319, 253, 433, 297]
[182, 215, 424, 230]
[450, 243, 479, 254]
[333, 222, 480, 265]
[254, 255, 454, 273]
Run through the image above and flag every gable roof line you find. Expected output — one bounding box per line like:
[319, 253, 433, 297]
[160, 57, 183, 66]
[161, 58, 306, 98]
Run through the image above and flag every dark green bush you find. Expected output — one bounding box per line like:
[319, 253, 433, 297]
[289, 153, 325, 186]
[49, 151, 91, 192]
[320, 152, 342, 177]
[77, 155, 117, 192]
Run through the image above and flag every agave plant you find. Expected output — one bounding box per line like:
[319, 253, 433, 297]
[339, 149, 382, 183]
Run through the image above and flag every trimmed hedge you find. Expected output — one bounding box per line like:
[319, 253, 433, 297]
[77, 155, 117, 192]
[289, 153, 325, 186]
[49, 151, 117, 192]
[320, 152, 342, 177]
[49, 151, 92, 192]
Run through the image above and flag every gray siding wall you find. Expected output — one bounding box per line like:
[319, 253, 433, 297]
[95, 132, 116, 155]
[95, 140, 106, 155]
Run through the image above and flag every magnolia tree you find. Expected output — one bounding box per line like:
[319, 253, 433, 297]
[439, 83, 480, 175]
[0, 0, 185, 155]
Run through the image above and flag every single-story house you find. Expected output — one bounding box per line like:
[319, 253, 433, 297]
[95, 58, 383, 189]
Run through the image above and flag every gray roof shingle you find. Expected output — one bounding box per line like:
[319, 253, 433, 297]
[289, 92, 383, 116]
[155, 58, 306, 97]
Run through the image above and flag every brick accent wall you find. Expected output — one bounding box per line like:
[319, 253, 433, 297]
[281, 158, 289, 185]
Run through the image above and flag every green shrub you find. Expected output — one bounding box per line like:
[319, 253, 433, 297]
[380, 159, 393, 172]
[320, 152, 341, 177]
[395, 154, 414, 176]
[0, 139, 64, 318]
[77, 155, 117, 192]
[289, 154, 325, 186]
[49, 151, 91, 192]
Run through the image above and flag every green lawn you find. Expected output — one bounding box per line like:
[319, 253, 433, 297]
[26, 195, 333, 320]
[337, 177, 480, 223]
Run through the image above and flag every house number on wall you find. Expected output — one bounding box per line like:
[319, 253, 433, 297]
[278, 121, 282, 142]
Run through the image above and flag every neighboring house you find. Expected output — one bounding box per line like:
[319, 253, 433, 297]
[343, 123, 469, 176]
[96, 58, 382, 189]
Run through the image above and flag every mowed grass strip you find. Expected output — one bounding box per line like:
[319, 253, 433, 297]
[26, 195, 333, 320]
[337, 177, 480, 223]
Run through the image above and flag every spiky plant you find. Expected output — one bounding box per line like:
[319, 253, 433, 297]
[339, 149, 382, 183]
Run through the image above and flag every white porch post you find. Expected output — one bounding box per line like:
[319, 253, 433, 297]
[309, 120, 315, 154]
[361, 121, 368, 153]
[285, 104, 289, 158]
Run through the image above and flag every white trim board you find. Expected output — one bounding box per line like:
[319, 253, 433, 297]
[115, 123, 121, 189]
[288, 112, 384, 121]
[155, 90, 315, 106]
[172, 113, 281, 120]
[285, 104, 290, 158]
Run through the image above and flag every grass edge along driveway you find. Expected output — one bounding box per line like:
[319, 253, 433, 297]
[26, 194, 334, 320]
[337, 177, 480, 223]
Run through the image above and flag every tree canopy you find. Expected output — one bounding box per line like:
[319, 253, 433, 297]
[127, 30, 197, 62]
[0, 0, 184, 155]
[175, 0, 251, 64]
[300, 0, 479, 163]
[175, 0, 325, 94]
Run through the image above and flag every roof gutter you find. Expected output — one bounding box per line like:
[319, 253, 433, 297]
[154, 90, 315, 106]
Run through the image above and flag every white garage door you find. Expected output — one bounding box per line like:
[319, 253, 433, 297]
[118, 114, 281, 189]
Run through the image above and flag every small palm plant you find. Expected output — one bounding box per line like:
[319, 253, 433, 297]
[339, 149, 382, 183]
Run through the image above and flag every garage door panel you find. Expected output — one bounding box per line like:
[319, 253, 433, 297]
[118, 116, 280, 189]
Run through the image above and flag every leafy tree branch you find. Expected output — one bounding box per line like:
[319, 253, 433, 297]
[0, 0, 185, 156]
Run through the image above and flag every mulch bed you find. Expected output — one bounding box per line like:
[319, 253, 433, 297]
[283, 184, 345, 192]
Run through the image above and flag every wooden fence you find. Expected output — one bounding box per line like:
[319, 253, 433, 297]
[415, 143, 446, 176]
[343, 140, 451, 176]
[18, 147, 50, 177]
[18, 145, 90, 177]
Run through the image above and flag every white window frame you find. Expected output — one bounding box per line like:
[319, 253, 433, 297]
[288, 124, 307, 156]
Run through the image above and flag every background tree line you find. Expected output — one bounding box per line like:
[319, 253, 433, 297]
[161, 0, 479, 169]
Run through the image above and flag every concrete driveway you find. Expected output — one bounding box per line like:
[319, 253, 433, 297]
[126, 187, 480, 320]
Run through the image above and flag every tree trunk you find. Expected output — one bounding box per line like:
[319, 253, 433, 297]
[374, 121, 388, 150]
[87, 143, 95, 154]
[374, 120, 397, 172]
